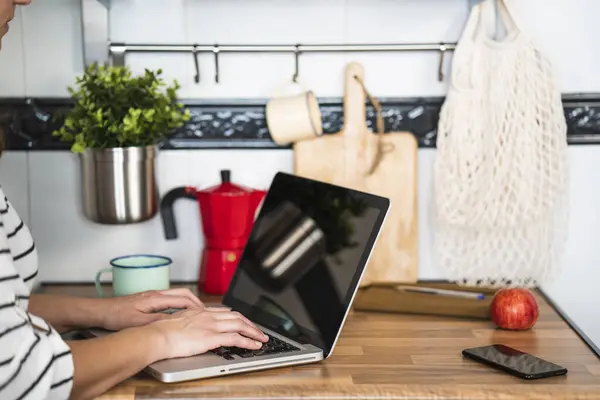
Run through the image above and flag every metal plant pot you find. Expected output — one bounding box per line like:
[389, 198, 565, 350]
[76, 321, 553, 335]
[80, 145, 159, 224]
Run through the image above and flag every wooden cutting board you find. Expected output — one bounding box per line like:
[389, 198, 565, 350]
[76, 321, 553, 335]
[294, 62, 418, 286]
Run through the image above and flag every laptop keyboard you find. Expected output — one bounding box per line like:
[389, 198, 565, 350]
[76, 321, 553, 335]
[210, 333, 300, 360]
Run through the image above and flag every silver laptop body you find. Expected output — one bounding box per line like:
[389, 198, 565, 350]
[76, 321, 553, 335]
[87, 319, 323, 382]
[87, 172, 389, 383]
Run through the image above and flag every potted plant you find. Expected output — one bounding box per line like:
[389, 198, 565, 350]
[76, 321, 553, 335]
[53, 64, 190, 224]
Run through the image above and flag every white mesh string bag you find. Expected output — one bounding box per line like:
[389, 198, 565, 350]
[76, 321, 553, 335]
[433, 0, 569, 288]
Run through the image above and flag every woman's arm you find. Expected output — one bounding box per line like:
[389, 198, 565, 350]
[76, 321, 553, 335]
[66, 308, 268, 400]
[29, 288, 204, 333]
[28, 294, 103, 333]
[66, 326, 161, 400]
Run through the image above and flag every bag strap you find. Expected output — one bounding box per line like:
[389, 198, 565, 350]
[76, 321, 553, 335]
[457, 1, 484, 44]
[446, 3, 483, 91]
[477, 0, 521, 41]
[448, 0, 523, 90]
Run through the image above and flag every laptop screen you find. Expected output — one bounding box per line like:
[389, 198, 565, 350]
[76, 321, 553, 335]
[223, 172, 389, 358]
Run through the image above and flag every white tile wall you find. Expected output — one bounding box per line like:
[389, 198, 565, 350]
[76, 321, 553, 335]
[0, 8, 25, 96]
[4, 0, 598, 99]
[26, 149, 293, 282]
[13, 147, 446, 282]
[5, 145, 599, 289]
[542, 145, 600, 357]
[0, 151, 30, 226]
[20, 0, 83, 97]
[514, 0, 600, 93]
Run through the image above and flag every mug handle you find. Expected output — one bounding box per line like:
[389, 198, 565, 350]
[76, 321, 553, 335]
[95, 268, 112, 297]
[271, 78, 307, 98]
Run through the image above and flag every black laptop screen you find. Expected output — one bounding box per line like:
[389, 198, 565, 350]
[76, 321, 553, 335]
[223, 172, 388, 358]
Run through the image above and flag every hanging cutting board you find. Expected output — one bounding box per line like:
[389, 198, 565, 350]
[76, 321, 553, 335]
[294, 62, 418, 286]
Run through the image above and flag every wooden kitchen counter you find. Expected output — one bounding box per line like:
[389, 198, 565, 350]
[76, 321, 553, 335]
[40, 284, 600, 399]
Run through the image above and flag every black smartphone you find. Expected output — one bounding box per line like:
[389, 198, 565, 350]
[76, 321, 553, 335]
[462, 344, 568, 380]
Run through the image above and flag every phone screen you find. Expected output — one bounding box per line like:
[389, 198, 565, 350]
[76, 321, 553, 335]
[463, 344, 567, 379]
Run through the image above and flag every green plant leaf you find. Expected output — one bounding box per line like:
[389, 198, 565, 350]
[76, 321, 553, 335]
[54, 63, 189, 152]
[71, 142, 86, 153]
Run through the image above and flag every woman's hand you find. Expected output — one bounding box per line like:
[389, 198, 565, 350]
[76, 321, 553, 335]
[66, 308, 269, 400]
[150, 308, 270, 360]
[100, 288, 204, 331]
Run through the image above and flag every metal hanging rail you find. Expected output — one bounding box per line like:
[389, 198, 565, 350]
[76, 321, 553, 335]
[82, 0, 479, 81]
[108, 42, 457, 83]
[109, 42, 457, 54]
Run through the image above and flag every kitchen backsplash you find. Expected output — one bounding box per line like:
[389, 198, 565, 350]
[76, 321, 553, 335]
[2, 0, 600, 286]
[2, 93, 600, 284]
[3, 94, 600, 151]
[0, 148, 295, 283]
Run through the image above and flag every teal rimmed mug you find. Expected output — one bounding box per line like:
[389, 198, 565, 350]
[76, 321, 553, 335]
[95, 254, 172, 297]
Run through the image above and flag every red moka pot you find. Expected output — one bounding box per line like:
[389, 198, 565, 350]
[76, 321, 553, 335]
[160, 170, 266, 294]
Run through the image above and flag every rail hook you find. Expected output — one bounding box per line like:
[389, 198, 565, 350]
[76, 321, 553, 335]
[192, 44, 200, 83]
[437, 43, 447, 82]
[292, 44, 300, 83]
[213, 44, 220, 83]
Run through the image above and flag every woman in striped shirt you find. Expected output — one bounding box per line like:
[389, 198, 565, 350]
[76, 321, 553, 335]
[0, 2, 268, 399]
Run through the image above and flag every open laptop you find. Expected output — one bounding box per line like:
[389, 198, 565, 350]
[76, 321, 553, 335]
[88, 171, 389, 382]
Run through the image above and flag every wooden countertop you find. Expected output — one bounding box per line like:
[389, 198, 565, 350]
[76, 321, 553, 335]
[40, 284, 600, 399]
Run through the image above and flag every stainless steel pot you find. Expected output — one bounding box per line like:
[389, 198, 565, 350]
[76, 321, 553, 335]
[80, 145, 159, 224]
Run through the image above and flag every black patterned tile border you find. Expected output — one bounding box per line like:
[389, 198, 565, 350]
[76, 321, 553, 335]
[1, 94, 600, 150]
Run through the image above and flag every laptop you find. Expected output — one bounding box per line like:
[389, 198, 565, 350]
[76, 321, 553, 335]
[87, 172, 389, 383]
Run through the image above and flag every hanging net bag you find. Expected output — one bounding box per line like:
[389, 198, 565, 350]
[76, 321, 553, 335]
[433, 0, 569, 287]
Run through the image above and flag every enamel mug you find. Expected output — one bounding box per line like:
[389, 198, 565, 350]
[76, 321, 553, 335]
[95, 254, 172, 297]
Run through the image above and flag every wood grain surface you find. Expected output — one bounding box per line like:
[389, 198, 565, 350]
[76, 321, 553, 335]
[39, 284, 600, 399]
[294, 62, 419, 286]
[354, 282, 496, 319]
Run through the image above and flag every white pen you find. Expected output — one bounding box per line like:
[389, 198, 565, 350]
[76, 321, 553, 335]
[394, 285, 486, 300]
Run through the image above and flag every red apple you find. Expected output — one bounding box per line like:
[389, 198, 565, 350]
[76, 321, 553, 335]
[490, 288, 539, 330]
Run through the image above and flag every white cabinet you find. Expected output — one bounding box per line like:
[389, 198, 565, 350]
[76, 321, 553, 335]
[21, 0, 83, 97]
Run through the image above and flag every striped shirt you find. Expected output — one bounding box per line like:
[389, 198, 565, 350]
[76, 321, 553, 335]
[0, 187, 74, 399]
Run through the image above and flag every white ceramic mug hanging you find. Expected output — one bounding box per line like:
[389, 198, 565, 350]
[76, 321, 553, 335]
[432, 0, 569, 288]
[265, 78, 323, 146]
